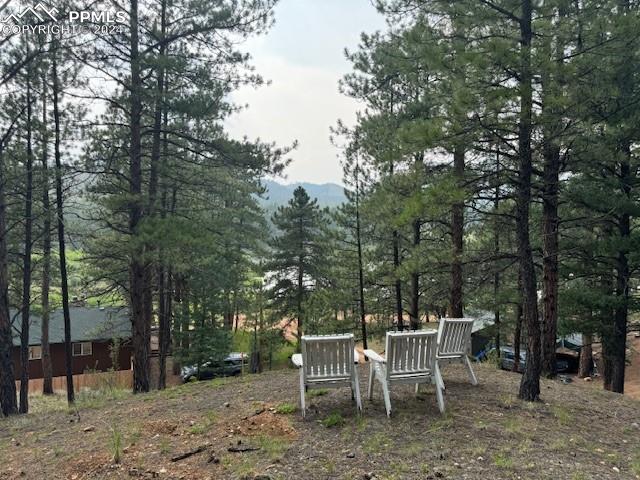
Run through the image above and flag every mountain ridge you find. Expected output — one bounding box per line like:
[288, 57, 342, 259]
[261, 179, 346, 207]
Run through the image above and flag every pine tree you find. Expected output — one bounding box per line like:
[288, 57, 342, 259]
[51, 41, 75, 405]
[339, 141, 371, 349]
[269, 187, 326, 349]
[0, 121, 18, 417]
[18, 43, 36, 414]
[39, 64, 54, 396]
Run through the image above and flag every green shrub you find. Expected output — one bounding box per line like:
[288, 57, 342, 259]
[493, 452, 513, 469]
[307, 389, 328, 398]
[109, 425, 123, 464]
[275, 403, 297, 414]
[321, 412, 344, 428]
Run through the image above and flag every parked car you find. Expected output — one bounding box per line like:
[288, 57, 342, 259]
[180, 352, 247, 383]
[498, 346, 527, 372]
[480, 346, 569, 373]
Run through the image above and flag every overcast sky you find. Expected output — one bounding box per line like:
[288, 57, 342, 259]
[225, 0, 386, 185]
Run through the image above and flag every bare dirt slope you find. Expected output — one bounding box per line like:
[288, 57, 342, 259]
[624, 334, 640, 400]
[1, 363, 639, 480]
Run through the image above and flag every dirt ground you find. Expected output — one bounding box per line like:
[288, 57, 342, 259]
[1, 362, 639, 480]
[623, 334, 640, 399]
[582, 333, 640, 401]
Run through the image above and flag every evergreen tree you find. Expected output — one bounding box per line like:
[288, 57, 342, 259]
[268, 187, 326, 349]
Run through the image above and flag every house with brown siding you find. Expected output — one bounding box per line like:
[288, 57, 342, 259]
[11, 307, 133, 380]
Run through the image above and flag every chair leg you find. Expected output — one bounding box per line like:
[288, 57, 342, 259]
[435, 361, 445, 391]
[464, 355, 478, 386]
[431, 363, 444, 413]
[435, 380, 445, 414]
[381, 380, 392, 417]
[367, 362, 375, 400]
[353, 372, 363, 414]
[415, 383, 420, 396]
[299, 369, 306, 418]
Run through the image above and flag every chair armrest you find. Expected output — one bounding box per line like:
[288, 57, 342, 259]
[363, 349, 385, 363]
[291, 353, 303, 368]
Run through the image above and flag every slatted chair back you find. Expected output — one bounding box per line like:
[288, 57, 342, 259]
[437, 318, 475, 357]
[384, 331, 438, 381]
[301, 334, 355, 382]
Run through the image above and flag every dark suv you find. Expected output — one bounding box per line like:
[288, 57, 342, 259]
[180, 352, 247, 383]
[482, 346, 569, 373]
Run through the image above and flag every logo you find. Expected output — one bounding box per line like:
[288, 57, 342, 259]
[0, 2, 126, 36]
[1, 3, 58, 23]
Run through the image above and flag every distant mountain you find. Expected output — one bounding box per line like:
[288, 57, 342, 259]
[261, 180, 346, 207]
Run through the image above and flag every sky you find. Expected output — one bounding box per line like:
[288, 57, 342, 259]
[225, 0, 386, 185]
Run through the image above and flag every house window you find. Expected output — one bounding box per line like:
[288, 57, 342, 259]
[72, 342, 93, 357]
[29, 346, 42, 360]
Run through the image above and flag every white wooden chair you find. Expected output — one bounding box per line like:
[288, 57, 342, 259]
[364, 330, 444, 417]
[436, 317, 478, 389]
[291, 334, 362, 418]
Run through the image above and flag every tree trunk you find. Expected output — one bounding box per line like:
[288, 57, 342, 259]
[19, 71, 35, 414]
[517, 0, 541, 402]
[296, 252, 303, 350]
[129, 0, 150, 393]
[541, 139, 560, 378]
[409, 273, 419, 328]
[409, 217, 420, 330]
[610, 151, 631, 393]
[250, 325, 261, 373]
[224, 290, 233, 329]
[40, 73, 53, 395]
[157, 169, 173, 388]
[52, 46, 75, 405]
[450, 144, 465, 318]
[157, 191, 172, 389]
[393, 232, 403, 331]
[250, 284, 264, 374]
[610, 259, 629, 394]
[493, 148, 501, 357]
[0, 135, 18, 416]
[578, 333, 593, 378]
[165, 116, 180, 377]
[172, 313, 181, 376]
[157, 121, 174, 390]
[606, 0, 632, 391]
[180, 284, 190, 352]
[389, 161, 403, 331]
[599, 0, 632, 395]
[600, 267, 615, 391]
[540, 18, 563, 379]
[158, 266, 168, 390]
[355, 160, 368, 349]
[148, 0, 166, 217]
[158, 270, 173, 388]
[513, 284, 523, 373]
[234, 297, 240, 332]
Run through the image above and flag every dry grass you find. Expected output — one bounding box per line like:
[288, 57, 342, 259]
[1, 363, 639, 479]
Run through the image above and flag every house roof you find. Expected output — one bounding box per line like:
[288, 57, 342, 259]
[11, 306, 130, 347]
